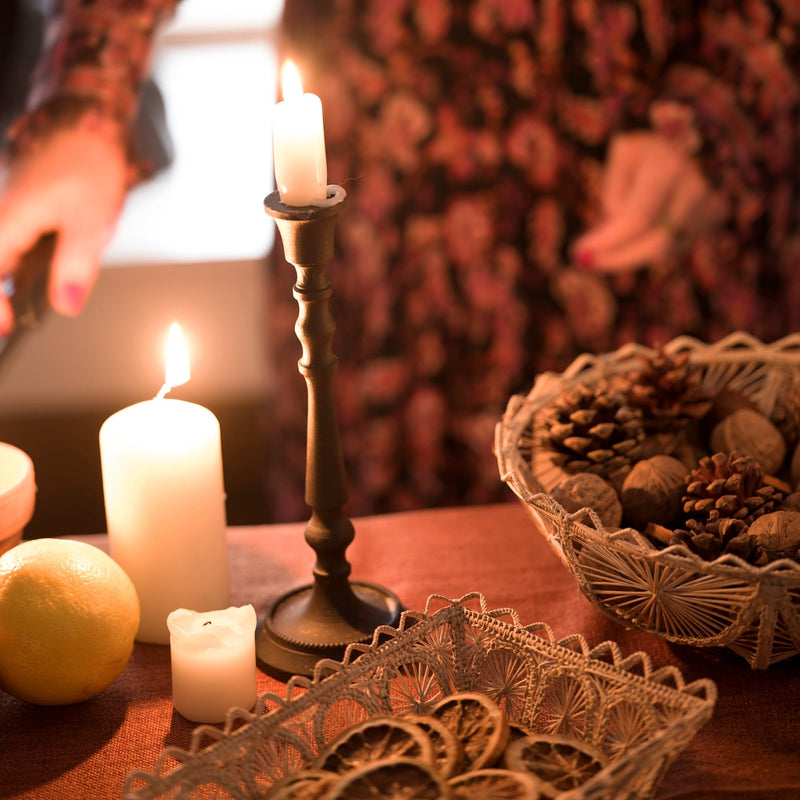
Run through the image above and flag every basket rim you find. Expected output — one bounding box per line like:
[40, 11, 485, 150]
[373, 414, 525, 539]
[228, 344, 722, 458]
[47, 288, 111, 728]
[543, 330, 800, 381]
[495, 331, 800, 584]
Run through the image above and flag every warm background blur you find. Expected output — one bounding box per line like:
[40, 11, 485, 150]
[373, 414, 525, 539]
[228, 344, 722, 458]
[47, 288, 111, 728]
[0, 0, 285, 536]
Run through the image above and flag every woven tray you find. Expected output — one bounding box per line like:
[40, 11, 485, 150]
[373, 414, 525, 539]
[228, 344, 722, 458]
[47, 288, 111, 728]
[124, 594, 715, 800]
[496, 331, 800, 670]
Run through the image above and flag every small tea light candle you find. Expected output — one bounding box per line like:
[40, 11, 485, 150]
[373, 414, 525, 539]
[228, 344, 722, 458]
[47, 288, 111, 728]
[272, 60, 328, 206]
[167, 605, 258, 723]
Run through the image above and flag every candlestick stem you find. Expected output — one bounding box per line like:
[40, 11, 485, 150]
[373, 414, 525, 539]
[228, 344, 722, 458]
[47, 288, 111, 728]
[256, 187, 401, 679]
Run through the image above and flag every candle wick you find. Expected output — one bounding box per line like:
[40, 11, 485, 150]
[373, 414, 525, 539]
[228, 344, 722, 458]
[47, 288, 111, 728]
[155, 383, 171, 400]
[203, 620, 212, 626]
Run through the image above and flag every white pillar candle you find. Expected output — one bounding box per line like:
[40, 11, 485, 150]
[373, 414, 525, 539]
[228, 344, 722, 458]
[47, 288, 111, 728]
[99, 324, 229, 644]
[272, 60, 328, 206]
[167, 605, 257, 723]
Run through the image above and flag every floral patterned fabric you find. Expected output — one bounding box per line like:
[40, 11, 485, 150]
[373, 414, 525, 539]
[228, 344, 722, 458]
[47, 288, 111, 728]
[266, 0, 800, 522]
[7, 0, 177, 173]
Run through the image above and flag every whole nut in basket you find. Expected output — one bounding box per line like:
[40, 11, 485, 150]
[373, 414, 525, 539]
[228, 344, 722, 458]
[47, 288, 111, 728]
[550, 473, 622, 530]
[748, 510, 800, 565]
[621, 455, 686, 530]
[709, 409, 786, 476]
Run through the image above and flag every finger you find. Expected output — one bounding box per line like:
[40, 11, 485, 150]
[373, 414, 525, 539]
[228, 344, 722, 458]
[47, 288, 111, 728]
[591, 226, 673, 273]
[0, 203, 49, 332]
[0, 196, 49, 279]
[49, 227, 106, 316]
[601, 135, 643, 218]
[0, 295, 13, 338]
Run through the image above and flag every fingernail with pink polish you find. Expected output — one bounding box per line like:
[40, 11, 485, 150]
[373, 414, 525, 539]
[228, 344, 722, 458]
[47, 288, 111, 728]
[59, 282, 86, 315]
[576, 248, 595, 270]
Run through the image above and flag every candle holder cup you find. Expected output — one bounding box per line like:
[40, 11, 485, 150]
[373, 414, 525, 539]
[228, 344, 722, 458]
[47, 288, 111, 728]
[257, 187, 401, 679]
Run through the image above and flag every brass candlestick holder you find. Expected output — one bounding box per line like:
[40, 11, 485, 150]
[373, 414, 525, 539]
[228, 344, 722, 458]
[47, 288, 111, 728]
[256, 186, 402, 679]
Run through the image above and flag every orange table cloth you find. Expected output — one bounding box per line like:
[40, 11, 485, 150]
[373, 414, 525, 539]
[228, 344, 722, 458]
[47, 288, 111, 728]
[1, 503, 799, 799]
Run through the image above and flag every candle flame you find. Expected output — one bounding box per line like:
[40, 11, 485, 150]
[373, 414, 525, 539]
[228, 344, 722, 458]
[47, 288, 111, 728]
[281, 60, 303, 101]
[157, 323, 190, 398]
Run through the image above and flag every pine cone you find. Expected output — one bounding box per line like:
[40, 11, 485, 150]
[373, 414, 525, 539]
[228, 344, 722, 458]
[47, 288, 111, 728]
[540, 380, 645, 487]
[672, 451, 785, 561]
[682, 451, 783, 525]
[771, 384, 800, 451]
[671, 515, 755, 561]
[620, 348, 713, 434]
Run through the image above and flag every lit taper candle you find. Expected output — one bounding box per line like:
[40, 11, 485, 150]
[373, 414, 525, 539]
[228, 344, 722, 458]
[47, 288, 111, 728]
[272, 60, 328, 206]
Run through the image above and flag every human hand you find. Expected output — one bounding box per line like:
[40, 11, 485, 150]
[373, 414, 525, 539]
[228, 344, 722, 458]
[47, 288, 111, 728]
[0, 120, 129, 334]
[572, 131, 728, 273]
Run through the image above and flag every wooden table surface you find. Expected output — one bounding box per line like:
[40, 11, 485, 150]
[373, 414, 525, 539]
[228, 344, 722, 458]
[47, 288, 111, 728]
[1, 503, 798, 799]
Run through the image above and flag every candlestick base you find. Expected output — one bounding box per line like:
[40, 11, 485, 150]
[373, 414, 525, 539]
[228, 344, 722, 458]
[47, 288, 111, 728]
[256, 581, 401, 680]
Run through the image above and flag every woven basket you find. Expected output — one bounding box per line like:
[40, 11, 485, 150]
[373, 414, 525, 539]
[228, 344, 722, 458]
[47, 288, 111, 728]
[124, 594, 715, 800]
[496, 331, 800, 670]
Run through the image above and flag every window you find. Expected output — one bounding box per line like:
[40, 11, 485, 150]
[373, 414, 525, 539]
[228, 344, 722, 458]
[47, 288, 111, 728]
[104, 0, 285, 266]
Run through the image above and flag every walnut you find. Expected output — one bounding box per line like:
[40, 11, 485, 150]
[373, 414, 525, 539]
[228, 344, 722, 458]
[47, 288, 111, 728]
[748, 510, 800, 565]
[709, 408, 786, 475]
[550, 472, 622, 530]
[621, 455, 687, 530]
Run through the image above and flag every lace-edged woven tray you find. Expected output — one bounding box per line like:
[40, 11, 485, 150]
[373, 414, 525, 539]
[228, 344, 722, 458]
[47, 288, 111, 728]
[124, 594, 715, 800]
[496, 331, 800, 670]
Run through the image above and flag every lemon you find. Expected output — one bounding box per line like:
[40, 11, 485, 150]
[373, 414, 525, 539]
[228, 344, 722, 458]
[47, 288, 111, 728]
[0, 538, 140, 705]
